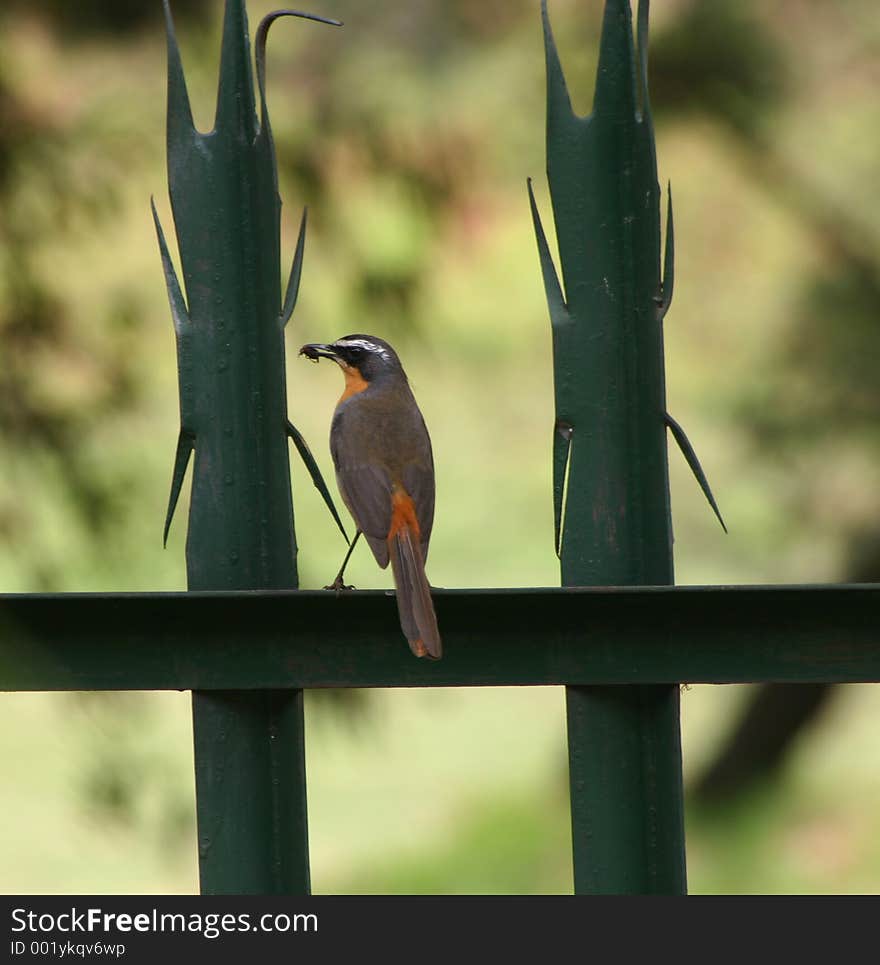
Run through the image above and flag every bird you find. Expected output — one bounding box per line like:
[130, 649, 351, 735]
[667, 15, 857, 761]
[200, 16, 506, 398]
[299, 334, 442, 660]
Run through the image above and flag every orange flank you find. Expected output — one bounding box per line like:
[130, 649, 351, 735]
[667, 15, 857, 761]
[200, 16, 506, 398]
[338, 363, 369, 403]
[387, 487, 421, 542]
[411, 638, 428, 658]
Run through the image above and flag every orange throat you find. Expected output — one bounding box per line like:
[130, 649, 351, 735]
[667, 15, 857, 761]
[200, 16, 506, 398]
[338, 363, 368, 403]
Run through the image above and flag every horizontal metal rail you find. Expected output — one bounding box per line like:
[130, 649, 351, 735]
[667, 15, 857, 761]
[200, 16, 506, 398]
[1, 585, 878, 691]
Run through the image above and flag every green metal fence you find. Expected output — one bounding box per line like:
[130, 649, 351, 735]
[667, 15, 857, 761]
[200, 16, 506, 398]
[1, 0, 879, 896]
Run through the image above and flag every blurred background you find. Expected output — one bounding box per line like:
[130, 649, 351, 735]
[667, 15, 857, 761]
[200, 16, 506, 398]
[1, 0, 879, 894]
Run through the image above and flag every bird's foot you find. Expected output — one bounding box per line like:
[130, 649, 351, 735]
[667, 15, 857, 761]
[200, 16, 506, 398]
[324, 576, 356, 594]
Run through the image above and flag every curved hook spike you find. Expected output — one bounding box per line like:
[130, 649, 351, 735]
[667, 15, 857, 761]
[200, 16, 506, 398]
[255, 10, 342, 125]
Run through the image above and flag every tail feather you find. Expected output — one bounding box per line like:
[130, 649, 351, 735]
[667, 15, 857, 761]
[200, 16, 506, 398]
[389, 526, 442, 660]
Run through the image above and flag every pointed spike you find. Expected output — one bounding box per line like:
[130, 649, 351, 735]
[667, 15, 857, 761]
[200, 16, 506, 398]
[553, 422, 574, 558]
[286, 420, 350, 545]
[541, 0, 577, 123]
[163, 0, 196, 141]
[660, 181, 674, 319]
[151, 197, 190, 333]
[665, 413, 727, 533]
[593, 0, 638, 118]
[637, 0, 651, 119]
[281, 207, 307, 326]
[164, 430, 195, 546]
[255, 10, 343, 132]
[528, 178, 569, 328]
[214, 0, 258, 140]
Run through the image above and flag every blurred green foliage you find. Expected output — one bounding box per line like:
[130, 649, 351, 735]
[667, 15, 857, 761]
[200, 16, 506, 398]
[1, 0, 880, 894]
[4, 0, 212, 38]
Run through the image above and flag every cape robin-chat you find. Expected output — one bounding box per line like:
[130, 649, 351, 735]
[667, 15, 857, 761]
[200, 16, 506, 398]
[300, 334, 441, 659]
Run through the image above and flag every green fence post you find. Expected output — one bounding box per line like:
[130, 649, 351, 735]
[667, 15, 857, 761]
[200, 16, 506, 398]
[153, 0, 339, 894]
[530, 0, 720, 894]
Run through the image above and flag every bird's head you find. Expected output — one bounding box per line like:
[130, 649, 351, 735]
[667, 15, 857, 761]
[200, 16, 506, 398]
[299, 334, 405, 393]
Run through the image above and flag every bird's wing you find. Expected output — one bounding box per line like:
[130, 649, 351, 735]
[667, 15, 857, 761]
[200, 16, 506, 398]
[334, 461, 393, 569]
[330, 396, 435, 570]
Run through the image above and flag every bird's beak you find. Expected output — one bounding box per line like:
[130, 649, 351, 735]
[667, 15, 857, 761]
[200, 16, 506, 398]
[299, 343, 339, 362]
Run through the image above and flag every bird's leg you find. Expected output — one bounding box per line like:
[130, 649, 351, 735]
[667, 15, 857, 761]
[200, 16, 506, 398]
[325, 530, 361, 592]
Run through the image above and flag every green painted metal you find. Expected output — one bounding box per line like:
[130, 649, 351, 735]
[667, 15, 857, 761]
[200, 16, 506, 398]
[530, 0, 701, 893]
[153, 0, 339, 894]
[192, 690, 309, 894]
[566, 686, 684, 893]
[2, 585, 880, 691]
[0, 0, 872, 901]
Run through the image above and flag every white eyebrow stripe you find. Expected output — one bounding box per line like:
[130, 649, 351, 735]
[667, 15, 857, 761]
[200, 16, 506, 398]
[334, 338, 390, 358]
